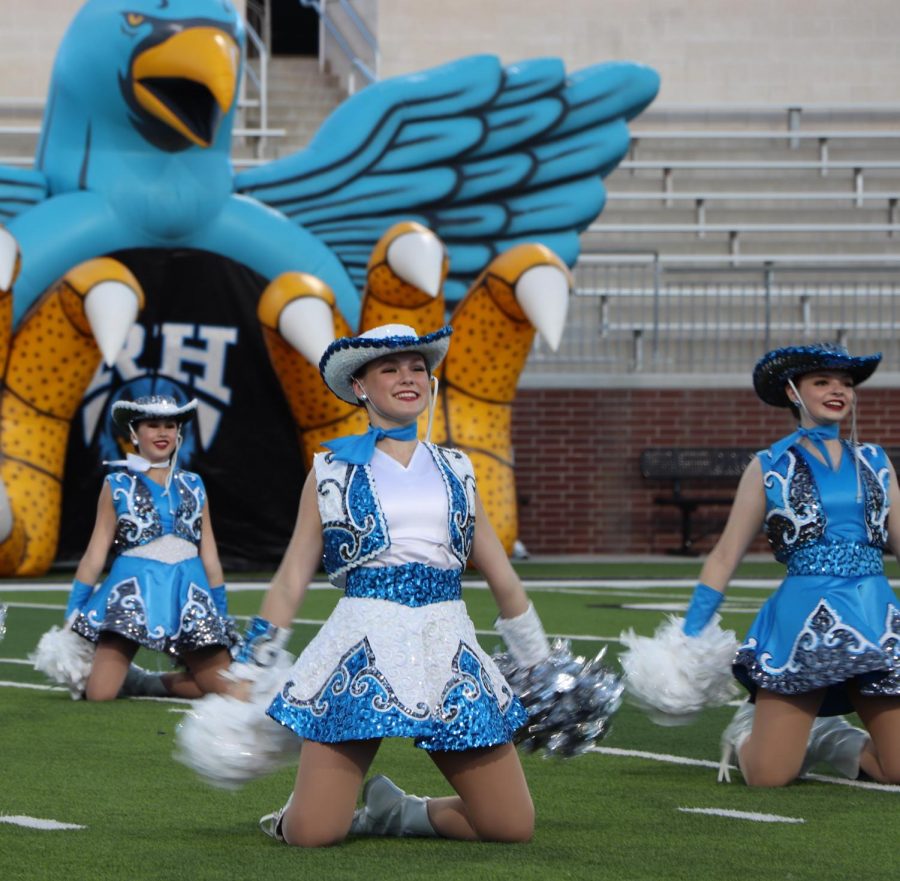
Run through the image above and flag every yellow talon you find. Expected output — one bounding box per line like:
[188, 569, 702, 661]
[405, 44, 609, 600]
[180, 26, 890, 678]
[0, 257, 144, 575]
[258, 272, 364, 468]
[361, 221, 448, 333]
[441, 243, 572, 551]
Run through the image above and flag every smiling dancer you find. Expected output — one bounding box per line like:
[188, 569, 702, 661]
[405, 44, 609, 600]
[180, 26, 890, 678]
[676, 344, 900, 786]
[217, 323, 553, 847]
[53, 394, 236, 701]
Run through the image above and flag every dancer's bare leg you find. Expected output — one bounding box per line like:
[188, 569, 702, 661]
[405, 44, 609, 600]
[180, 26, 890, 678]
[427, 742, 534, 842]
[85, 633, 138, 701]
[280, 739, 380, 847]
[851, 687, 900, 783]
[738, 689, 823, 787]
[162, 646, 233, 698]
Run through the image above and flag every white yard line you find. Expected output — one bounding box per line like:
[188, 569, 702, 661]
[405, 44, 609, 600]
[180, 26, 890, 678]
[678, 806, 804, 824]
[1, 602, 68, 611]
[622, 603, 762, 614]
[0, 814, 85, 830]
[0, 679, 67, 692]
[10, 578, 900, 594]
[2, 607, 621, 645]
[592, 746, 900, 793]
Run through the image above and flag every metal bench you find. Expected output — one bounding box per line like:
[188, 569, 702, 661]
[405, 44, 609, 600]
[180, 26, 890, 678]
[640, 447, 756, 555]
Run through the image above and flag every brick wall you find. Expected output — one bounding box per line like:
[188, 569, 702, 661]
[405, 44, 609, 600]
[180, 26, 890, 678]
[511, 387, 900, 556]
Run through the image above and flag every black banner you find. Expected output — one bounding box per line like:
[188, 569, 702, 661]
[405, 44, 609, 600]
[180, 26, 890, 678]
[58, 248, 306, 571]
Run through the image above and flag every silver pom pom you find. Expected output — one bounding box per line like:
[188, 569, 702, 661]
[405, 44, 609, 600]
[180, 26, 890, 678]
[493, 638, 624, 758]
[0, 604, 6, 642]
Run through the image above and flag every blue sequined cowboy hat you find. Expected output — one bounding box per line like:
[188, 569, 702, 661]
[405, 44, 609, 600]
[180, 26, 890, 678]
[753, 343, 882, 408]
[111, 394, 198, 431]
[319, 323, 453, 405]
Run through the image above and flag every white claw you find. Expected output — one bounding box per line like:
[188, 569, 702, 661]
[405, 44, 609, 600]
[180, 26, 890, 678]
[386, 230, 444, 297]
[0, 477, 12, 543]
[84, 281, 140, 367]
[0, 227, 19, 292]
[515, 264, 570, 352]
[278, 296, 335, 365]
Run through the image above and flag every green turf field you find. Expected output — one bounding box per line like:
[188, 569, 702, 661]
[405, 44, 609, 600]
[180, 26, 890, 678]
[2, 562, 898, 881]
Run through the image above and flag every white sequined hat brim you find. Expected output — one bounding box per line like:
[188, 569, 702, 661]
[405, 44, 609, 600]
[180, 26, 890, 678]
[319, 324, 452, 405]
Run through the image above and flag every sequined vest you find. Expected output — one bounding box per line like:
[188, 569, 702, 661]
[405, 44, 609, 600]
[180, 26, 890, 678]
[759, 441, 889, 574]
[106, 470, 206, 554]
[313, 442, 476, 585]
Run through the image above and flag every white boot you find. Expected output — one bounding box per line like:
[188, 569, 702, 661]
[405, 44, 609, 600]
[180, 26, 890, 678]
[717, 701, 755, 783]
[259, 794, 292, 843]
[799, 716, 869, 779]
[350, 775, 436, 837]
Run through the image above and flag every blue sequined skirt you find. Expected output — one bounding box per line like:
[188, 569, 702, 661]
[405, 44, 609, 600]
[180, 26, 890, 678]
[267, 595, 527, 751]
[734, 574, 900, 715]
[71, 555, 234, 659]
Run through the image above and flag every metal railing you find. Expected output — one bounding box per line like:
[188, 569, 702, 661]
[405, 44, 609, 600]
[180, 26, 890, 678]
[299, 0, 379, 93]
[523, 254, 900, 379]
[636, 102, 900, 147]
[604, 191, 900, 224]
[241, 7, 272, 157]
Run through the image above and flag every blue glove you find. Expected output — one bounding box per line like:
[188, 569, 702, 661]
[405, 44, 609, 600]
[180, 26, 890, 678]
[210, 584, 228, 618]
[683, 583, 724, 636]
[65, 579, 95, 620]
[235, 615, 291, 667]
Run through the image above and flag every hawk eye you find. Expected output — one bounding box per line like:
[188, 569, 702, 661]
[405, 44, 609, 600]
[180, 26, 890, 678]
[126, 13, 145, 27]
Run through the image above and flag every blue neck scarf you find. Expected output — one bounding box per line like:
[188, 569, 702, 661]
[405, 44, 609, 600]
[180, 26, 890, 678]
[769, 422, 840, 469]
[322, 422, 418, 465]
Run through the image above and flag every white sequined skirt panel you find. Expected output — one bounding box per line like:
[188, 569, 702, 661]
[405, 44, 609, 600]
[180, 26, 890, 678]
[267, 596, 526, 750]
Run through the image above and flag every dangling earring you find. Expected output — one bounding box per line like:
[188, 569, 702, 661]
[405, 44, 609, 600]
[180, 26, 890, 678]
[787, 379, 809, 419]
[164, 426, 182, 509]
[425, 375, 439, 443]
[849, 394, 863, 501]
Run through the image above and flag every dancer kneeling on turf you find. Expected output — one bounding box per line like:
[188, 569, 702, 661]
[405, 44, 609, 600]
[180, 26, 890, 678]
[687, 344, 900, 786]
[34, 394, 237, 700]
[214, 324, 552, 846]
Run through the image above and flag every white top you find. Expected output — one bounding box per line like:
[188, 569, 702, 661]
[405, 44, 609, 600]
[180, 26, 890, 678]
[366, 444, 459, 571]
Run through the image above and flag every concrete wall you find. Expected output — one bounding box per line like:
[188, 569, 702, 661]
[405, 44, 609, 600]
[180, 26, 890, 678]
[4, 2, 897, 104]
[377, 0, 900, 104]
[3, 1, 80, 97]
[0, 0, 247, 99]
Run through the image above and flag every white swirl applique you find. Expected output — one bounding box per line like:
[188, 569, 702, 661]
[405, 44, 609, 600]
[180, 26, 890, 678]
[428, 445, 476, 564]
[85, 576, 166, 643]
[855, 443, 890, 545]
[110, 475, 162, 550]
[173, 473, 204, 544]
[735, 599, 885, 694]
[763, 450, 823, 557]
[317, 458, 389, 575]
[286, 637, 431, 721]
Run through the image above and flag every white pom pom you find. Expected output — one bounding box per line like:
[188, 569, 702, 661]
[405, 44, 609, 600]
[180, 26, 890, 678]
[173, 662, 300, 789]
[31, 623, 96, 700]
[618, 614, 739, 726]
